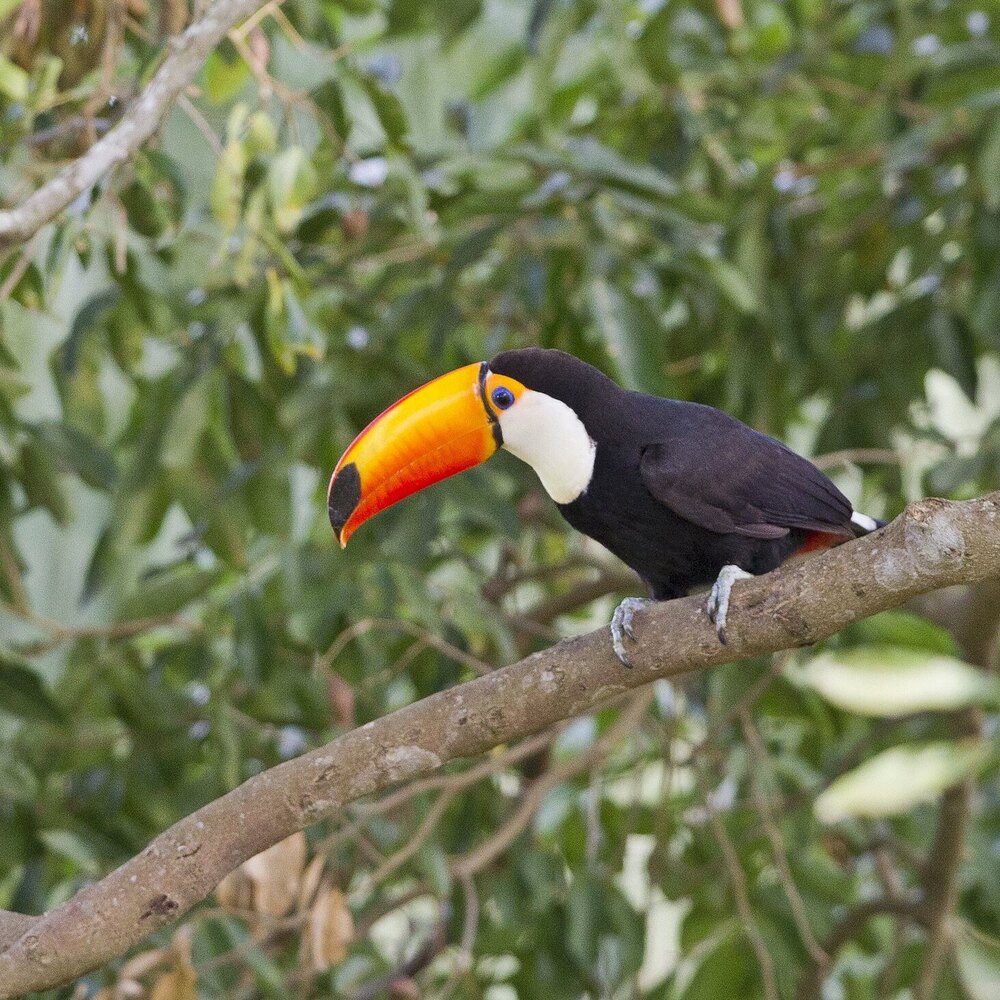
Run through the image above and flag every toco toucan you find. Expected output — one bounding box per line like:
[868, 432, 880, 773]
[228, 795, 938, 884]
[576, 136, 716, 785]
[328, 348, 882, 665]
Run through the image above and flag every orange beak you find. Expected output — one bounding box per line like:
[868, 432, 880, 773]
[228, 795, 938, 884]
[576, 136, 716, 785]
[328, 362, 500, 546]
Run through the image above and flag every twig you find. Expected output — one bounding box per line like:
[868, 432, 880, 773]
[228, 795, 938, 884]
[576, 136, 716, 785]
[740, 712, 827, 965]
[873, 846, 909, 999]
[82, 0, 125, 123]
[228, 28, 300, 106]
[315, 730, 555, 859]
[351, 912, 448, 1000]
[796, 898, 926, 999]
[0, 537, 29, 613]
[177, 93, 224, 155]
[0, 596, 199, 654]
[450, 691, 653, 878]
[707, 806, 780, 1000]
[351, 885, 431, 940]
[911, 586, 996, 998]
[0, 235, 39, 301]
[456, 872, 479, 970]
[915, 756, 975, 999]
[812, 448, 900, 471]
[354, 786, 461, 897]
[519, 570, 637, 626]
[317, 617, 492, 677]
[810, 74, 935, 123]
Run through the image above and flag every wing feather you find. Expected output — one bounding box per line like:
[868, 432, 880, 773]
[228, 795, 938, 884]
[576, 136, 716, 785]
[637, 405, 854, 539]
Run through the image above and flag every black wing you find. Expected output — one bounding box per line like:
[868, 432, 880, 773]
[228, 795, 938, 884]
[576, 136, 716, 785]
[637, 402, 854, 540]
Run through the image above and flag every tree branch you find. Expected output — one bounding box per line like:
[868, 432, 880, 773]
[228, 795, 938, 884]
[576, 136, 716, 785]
[0, 914, 37, 955]
[796, 898, 927, 999]
[0, 494, 998, 997]
[0, 0, 269, 250]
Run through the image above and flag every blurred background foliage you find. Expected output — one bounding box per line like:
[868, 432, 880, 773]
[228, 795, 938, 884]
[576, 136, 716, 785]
[0, 0, 999, 996]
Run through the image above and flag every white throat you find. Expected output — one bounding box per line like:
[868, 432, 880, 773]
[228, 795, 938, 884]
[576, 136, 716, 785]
[497, 389, 596, 504]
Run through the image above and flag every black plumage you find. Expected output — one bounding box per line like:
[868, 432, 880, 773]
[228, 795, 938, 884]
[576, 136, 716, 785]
[489, 348, 864, 600]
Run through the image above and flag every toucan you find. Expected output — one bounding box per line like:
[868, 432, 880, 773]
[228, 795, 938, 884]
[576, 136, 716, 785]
[328, 348, 882, 665]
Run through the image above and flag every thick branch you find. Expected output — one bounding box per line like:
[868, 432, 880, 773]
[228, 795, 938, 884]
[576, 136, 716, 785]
[0, 0, 268, 249]
[0, 914, 37, 954]
[0, 494, 998, 997]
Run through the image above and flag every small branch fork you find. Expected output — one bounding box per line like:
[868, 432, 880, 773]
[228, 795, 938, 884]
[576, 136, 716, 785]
[0, 493, 998, 996]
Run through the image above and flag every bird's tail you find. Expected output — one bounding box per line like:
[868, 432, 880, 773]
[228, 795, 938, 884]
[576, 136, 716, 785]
[850, 511, 888, 537]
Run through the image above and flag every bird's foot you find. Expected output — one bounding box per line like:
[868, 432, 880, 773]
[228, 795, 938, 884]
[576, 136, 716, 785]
[610, 597, 653, 668]
[706, 565, 752, 645]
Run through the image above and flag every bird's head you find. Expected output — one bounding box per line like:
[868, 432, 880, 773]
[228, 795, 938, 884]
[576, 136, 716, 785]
[328, 349, 610, 545]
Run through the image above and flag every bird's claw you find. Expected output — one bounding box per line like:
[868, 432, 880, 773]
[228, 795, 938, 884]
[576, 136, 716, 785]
[610, 597, 652, 668]
[705, 565, 752, 645]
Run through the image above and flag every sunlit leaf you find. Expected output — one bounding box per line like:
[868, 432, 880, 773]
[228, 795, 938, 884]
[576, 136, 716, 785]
[0, 55, 29, 102]
[955, 919, 1000, 1000]
[797, 646, 998, 716]
[814, 740, 988, 823]
[202, 41, 250, 104]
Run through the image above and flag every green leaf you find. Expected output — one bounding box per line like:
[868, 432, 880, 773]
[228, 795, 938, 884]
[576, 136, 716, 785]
[0, 55, 29, 102]
[211, 139, 247, 232]
[589, 279, 667, 395]
[796, 646, 998, 717]
[468, 42, 525, 100]
[0, 653, 64, 724]
[118, 564, 224, 620]
[567, 873, 602, 966]
[18, 436, 69, 524]
[849, 610, 959, 656]
[748, 3, 794, 60]
[39, 829, 101, 875]
[978, 120, 1000, 211]
[312, 79, 350, 141]
[119, 179, 167, 239]
[359, 75, 409, 144]
[267, 147, 318, 233]
[814, 740, 988, 823]
[435, 0, 481, 43]
[563, 137, 678, 200]
[35, 423, 118, 491]
[161, 379, 211, 469]
[679, 927, 754, 999]
[202, 41, 251, 104]
[699, 254, 760, 316]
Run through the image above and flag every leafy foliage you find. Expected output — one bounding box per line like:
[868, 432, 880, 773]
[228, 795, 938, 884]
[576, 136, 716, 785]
[1, 0, 999, 996]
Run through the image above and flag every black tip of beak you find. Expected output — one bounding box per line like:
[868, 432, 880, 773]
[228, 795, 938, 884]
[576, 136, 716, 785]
[328, 462, 361, 542]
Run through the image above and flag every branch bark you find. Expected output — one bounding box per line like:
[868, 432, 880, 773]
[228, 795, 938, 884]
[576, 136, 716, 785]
[0, 494, 998, 997]
[0, 0, 269, 250]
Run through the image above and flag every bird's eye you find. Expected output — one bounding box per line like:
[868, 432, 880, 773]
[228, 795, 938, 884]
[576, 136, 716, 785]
[491, 386, 515, 410]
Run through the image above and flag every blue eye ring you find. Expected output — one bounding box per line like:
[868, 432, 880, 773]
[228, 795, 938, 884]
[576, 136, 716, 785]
[491, 386, 515, 410]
